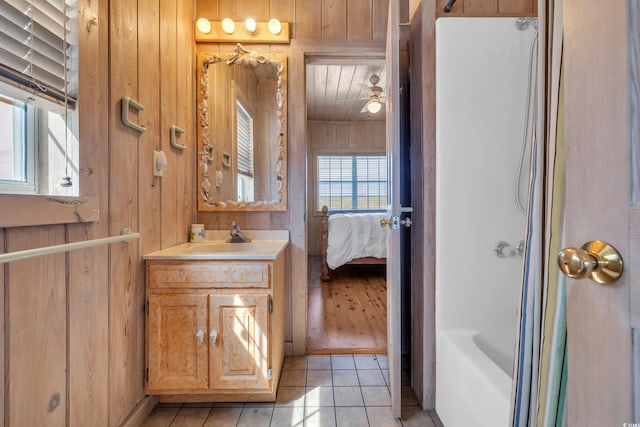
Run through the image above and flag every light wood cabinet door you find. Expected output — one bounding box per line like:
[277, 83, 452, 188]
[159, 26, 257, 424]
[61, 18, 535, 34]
[147, 294, 209, 391]
[209, 294, 270, 391]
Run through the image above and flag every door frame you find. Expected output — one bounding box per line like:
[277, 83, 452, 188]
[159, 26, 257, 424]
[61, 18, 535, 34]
[289, 39, 388, 356]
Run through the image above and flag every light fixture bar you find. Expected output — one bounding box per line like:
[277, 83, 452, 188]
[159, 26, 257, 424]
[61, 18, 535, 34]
[195, 20, 290, 43]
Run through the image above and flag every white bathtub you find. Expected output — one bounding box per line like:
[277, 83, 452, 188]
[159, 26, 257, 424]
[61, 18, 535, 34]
[436, 330, 513, 427]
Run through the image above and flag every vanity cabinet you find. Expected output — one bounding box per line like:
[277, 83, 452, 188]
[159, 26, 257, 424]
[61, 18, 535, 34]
[145, 255, 285, 402]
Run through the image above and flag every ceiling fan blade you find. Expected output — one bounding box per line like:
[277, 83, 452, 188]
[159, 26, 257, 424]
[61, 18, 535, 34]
[358, 82, 373, 93]
[360, 102, 370, 113]
[336, 96, 369, 103]
[379, 93, 388, 103]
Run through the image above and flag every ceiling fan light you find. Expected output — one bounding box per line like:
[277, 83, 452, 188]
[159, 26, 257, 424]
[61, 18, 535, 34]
[367, 100, 382, 113]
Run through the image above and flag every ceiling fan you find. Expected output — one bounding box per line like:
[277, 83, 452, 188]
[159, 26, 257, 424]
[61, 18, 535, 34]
[338, 74, 387, 113]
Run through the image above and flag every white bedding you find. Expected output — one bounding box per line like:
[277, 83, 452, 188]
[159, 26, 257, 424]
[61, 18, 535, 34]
[326, 212, 387, 269]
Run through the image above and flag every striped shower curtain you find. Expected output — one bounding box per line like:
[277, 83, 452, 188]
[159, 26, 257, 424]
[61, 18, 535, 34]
[511, 0, 568, 426]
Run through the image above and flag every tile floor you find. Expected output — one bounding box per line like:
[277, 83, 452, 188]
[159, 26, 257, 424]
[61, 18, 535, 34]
[141, 354, 443, 427]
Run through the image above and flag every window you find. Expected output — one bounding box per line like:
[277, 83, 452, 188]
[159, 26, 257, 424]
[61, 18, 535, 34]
[0, 94, 35, 193]
[317, 155, 387, 211]
[236, 100, 254, 203]
[0, 0, 78, 196]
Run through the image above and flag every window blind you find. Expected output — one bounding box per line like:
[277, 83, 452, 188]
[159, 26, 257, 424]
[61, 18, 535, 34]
[236, 101, 254, 177]
[317, 155, 387, 211]
[0, 0, 76, 107]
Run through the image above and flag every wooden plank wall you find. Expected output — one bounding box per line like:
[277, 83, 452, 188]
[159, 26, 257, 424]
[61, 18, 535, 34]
[409, 0, 537, 410]
[0, 0, 195, 425]
[306, 120, 386, 256]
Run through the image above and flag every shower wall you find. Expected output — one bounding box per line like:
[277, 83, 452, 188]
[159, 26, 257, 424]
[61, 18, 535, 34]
[435, 17, 535, 370]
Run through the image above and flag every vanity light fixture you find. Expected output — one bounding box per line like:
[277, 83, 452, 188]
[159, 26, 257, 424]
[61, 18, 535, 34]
[221, 17, 235, 34]
[196, 17, 212, 34]
[244, 18, 257, 33]
[268, 18, 282, 35]
[195, 19, 290, 43]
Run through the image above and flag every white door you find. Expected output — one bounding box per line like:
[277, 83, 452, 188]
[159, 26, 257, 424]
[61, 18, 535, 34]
[562, 0, 634, 423]
[385, 0, 403, 419]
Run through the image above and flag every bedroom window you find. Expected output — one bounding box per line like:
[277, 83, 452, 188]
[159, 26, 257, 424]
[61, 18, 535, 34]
[317, 155, 387, 211]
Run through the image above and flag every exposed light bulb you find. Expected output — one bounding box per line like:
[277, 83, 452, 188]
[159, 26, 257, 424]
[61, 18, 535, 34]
[221, 18, 235, 34]
[196, 18, 211, 34]
[245, 18, 257, 33]
[367, 100, 382, 113]
[268, 18, 282, 35]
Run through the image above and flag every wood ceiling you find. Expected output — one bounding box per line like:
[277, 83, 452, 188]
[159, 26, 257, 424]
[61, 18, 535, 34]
[306, 58, 386, 122]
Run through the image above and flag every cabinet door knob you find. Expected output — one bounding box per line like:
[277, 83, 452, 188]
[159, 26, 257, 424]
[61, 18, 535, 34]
[196, 329, 205, 343]
[210, 330, 218, 344]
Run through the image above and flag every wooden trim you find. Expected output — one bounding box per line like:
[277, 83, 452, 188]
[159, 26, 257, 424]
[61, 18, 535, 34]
[409, 0, 437, 410]
[119, 396, 158, 427]
[0, 195, 99, 228]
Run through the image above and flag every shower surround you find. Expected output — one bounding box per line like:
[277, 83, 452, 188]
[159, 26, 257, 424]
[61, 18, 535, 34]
[435, 17, 537, 427]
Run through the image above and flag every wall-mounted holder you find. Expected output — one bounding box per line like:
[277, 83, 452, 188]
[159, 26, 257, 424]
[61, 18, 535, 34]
[170, 125, 186, 150]
[121, 97, 147, 133]
[222, 152, 231, 168]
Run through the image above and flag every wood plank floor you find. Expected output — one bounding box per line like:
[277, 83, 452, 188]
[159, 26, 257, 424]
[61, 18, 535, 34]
[307, 257, 387, 354]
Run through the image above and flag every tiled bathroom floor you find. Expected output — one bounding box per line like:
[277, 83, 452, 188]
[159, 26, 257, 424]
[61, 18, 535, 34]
[141, 354, 443, 427]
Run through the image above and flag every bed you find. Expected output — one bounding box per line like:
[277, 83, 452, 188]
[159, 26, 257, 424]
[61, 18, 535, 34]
[320, 205, 387, 281]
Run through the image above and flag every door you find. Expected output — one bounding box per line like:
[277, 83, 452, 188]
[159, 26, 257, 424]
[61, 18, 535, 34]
[562, 0, 633, 423]
[147, 294, 209, 391]
[385, 0, 403, 418]
[209, 294, 271, 391]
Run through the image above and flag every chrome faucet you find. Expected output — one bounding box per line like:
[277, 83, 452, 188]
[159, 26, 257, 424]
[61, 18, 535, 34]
[229, 221, 251, 243]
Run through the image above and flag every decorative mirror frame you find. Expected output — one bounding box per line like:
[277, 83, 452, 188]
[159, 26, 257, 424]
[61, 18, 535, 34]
[197, 44, 287, 211]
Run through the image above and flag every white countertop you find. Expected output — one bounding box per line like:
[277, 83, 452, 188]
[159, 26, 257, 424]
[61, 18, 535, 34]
[143, 230, 289, 261]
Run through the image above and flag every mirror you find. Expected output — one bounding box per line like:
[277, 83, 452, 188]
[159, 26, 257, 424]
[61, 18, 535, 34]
[197, 44, 287, 211]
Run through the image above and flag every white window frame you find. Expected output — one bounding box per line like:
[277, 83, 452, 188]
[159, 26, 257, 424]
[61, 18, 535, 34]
[0, 87, 38, 194]
[317, 154, 388, 212]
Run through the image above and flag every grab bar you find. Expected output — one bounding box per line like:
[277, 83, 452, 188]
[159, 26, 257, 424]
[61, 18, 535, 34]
[0, 228, 140, 264]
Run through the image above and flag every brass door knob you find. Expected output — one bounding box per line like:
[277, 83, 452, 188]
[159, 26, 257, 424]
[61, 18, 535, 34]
[380, 218, 394, 228]
[557, 240, 623, 284]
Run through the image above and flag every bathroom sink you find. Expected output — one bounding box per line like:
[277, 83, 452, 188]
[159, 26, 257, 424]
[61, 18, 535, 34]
[186, 242, 267, 253]
[143, 235, 289, 261]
